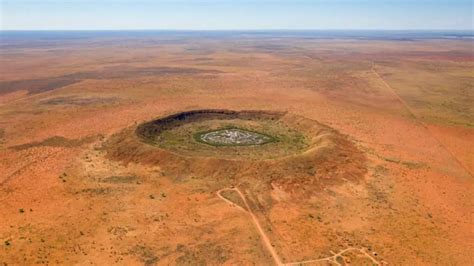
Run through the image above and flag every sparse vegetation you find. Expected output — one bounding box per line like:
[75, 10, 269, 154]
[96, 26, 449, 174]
[135, 110, 309, 159]
[1, 32, 471, 265]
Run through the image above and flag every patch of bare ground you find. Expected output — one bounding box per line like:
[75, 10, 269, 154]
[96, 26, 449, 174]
[0, 128, 4, 144]
[99, 175, 138, 184]
[0, 66, 222, 96]
[10, 135, 97, 151]
[40, 96, 118, 106]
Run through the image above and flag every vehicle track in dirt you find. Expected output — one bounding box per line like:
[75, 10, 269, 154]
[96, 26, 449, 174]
[217, 187, 381, 265]
[371, 63, 472, 178]
[217, 187, 282, 265]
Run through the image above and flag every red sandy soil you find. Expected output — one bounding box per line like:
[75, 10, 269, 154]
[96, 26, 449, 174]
[0, 34, 472, 265]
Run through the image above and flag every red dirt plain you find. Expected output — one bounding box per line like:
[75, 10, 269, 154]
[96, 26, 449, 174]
[0, 32, 473, 265]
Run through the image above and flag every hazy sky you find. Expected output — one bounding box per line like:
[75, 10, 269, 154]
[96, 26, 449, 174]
[1, 0, 473, 30]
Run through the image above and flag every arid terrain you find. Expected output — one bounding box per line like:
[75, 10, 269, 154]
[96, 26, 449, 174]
[0, 31, 473, 265]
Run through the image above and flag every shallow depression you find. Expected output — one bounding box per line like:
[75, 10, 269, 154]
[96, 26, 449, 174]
[196, 128, 275, 146]
[134, 109, 310, 159]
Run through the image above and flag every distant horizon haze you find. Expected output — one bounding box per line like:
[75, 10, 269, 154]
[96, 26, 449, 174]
[1, 0, 472, 31]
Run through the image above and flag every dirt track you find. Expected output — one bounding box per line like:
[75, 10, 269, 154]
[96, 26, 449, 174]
[372, 63, 473, 179]
[217, 187, 381, 265]
[218, 188, 283, 265]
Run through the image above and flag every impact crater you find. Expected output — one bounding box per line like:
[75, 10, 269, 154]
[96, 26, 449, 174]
[135, 109, 308, 159]
[106, 109, 367, 196]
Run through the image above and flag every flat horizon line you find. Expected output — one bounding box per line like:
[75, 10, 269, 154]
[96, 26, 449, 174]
[1, 29, 473, 32]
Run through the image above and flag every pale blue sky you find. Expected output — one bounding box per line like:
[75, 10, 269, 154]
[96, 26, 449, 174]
[1, 0, 473, 30]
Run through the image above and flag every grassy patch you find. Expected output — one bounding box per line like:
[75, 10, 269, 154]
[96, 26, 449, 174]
[136, 110, 308, 159]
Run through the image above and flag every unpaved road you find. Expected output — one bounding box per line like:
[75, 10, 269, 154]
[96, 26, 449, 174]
[217, 187, 381, 265]
[217, 188, 283, 265]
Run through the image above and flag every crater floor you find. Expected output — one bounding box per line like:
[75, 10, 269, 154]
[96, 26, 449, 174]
[196, 128, 275, 146]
